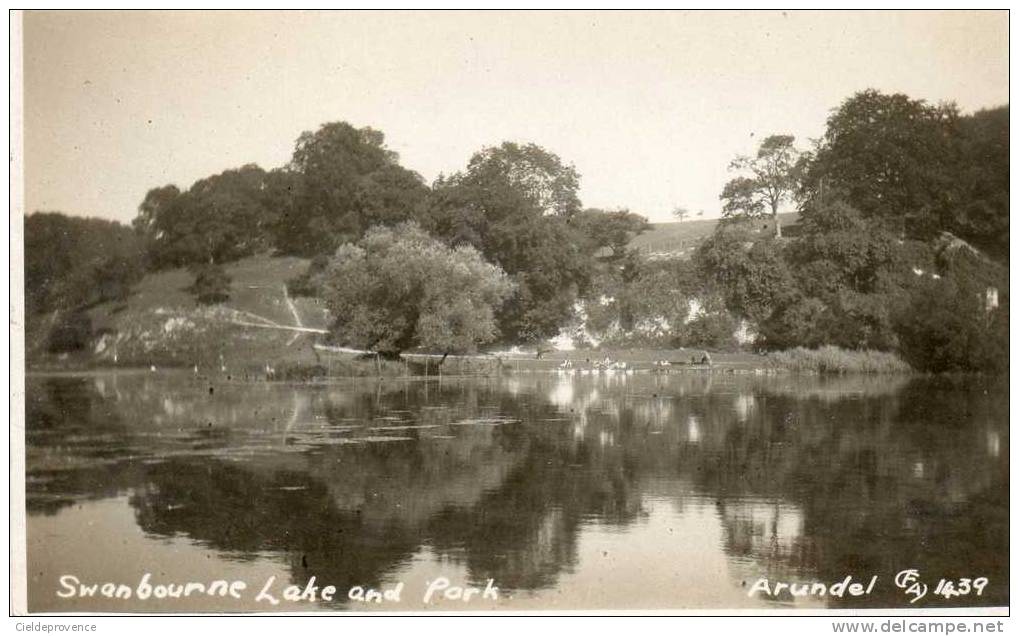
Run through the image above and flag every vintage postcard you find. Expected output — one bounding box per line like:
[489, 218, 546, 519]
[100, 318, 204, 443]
[9, 8, 1010, 622]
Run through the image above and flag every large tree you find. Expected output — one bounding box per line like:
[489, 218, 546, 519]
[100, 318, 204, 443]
[787, 201, 906, 299]
[456, 142, 582, 218]
[134, 164, 276, 268]
[694, 220, 797, 324]
[799, 90, 964, 239]
[720, 134, 801, 236]
[314, 222, 514, 356]
[766, 201, 916, 350]
[25, 212, 144, 351]
[952, 105, 1009, 261]
[276, 122, 429, 256]
[27, 212, 144, 317]
[424, 142, 594, 344]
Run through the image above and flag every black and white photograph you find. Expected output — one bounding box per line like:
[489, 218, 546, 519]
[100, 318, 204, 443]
[8, 8, 1010, 620]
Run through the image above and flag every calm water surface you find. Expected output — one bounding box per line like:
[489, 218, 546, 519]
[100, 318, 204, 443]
[24, 371, 1008, 612]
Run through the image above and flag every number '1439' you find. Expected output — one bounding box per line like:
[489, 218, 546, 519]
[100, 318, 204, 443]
[933, 577, 988, 599]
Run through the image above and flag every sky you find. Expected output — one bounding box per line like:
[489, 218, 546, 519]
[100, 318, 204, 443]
[21, 10, 1009, 224]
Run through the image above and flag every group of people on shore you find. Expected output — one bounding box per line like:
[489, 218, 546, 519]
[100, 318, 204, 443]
[557, 357, 632, 374]
[556, 352, 713, 374]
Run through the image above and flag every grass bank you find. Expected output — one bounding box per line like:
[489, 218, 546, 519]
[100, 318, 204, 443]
[766, 346, 913, 374]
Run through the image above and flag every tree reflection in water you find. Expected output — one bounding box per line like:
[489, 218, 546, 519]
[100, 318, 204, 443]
[25, 371, 1008, 609]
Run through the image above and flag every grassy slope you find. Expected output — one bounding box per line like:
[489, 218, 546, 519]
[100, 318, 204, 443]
[91, 255, 330, 330]
[629, 212, 800, 258]
[61, 255, 334, 373]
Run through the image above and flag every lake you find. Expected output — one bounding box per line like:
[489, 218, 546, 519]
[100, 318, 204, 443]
[23, 370, 1008, 612]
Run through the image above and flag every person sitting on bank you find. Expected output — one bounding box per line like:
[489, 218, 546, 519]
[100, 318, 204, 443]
[700, 351, 712, 366]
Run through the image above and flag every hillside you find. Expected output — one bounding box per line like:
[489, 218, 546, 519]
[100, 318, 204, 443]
[36, 255, 334, 373]
[31, 214, 813, 374]
[628, 212, 800, 258]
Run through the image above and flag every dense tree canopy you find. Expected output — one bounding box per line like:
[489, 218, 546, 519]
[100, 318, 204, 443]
[456, 142, 582, 218]
[952, 105, 1009, 261]
[788, 201, 906, 298]
[276, 122, 429, 256]
[894, 270, 1008, 374]
[695, 220, 796, 324]
[762, 202, 914, 350]
[26, 212, 144, 318]
[699, 91, 1008, 365]
[425, 142, 594, 343]
[26, 212, 145, 352]
[133, 123, 432, 265]
[695, 191, 1008, 365]
[134, 164, 276, 268]
[313, 222, 514, 356]
[799, 90, 964, 238]
[29, 94, 1009, 369]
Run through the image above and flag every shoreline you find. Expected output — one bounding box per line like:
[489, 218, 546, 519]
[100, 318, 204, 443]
[26, 363, 916, 379]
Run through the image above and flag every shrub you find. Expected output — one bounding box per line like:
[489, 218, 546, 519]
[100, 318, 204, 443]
[316, 222, 514, 356]
[893, 279, 1008, 373]
[189, 263, 232, 305]
[286, 254, 329, 298]
[758, 296, 829, 349]
[824, 291, 899, 351]
[274, 363, 329, 381]
[47, 310, 94, 353]
[676, 312, 738, 351]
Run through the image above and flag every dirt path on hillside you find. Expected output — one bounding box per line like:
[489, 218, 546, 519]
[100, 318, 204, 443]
[283, 284, 304, 345]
